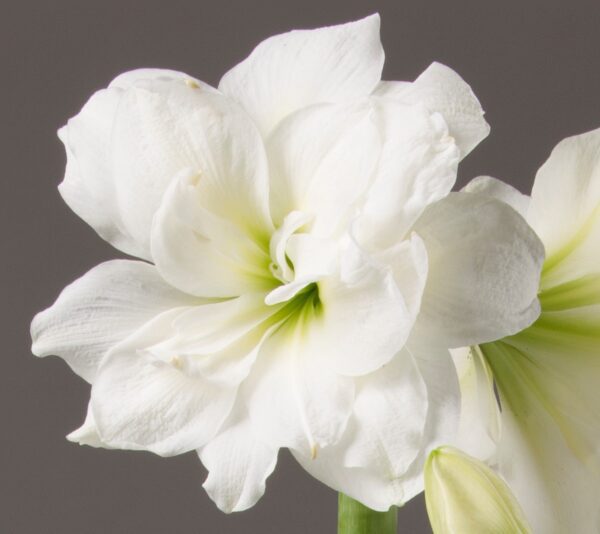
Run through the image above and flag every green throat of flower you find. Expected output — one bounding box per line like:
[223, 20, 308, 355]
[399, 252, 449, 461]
[476, 259, 600, 468]
[271, 282, 323, 332]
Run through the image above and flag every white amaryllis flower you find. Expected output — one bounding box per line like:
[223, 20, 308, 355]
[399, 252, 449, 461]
[31, 15, 544, 513]
[424, 446, 531, 534]
[454, 127, 600, 532]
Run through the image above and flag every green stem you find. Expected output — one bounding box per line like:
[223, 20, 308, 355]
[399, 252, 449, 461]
[337, 493, 397, 534]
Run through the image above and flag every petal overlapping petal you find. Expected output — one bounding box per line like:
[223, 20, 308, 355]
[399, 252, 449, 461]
[60, 70, 272, 260]
[294, 341, 459, 511]
[245, 317, 355, 457]
[31, 260, 198, 382]
[149, 294, 283, 386]
[315, 238, 414, 376]
[355, 99, 459, 250]
[219, 14, 384, 135]
[462, 175, 530, 218]
[449, 346, 500, 461]
[374, 62, 490, 158]
[412, 191, 544, 347]
[58, 70, 209, 259]
[151, 169, 274, 298]
[90, 310, 237, 456]
[267, 101, 380, 234]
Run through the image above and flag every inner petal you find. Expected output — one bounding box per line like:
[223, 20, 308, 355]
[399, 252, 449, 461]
[266, 211, 338, 306]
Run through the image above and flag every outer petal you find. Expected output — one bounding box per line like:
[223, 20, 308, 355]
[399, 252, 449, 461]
[30, 260, 198, 383]
[60, 70, 272, 259]
[528, 128, 600, 287]
[219, 15, 384, 135]
[58, 69, 208, 259]
[462, 175, 530, 218]
[151, 169, 273, 298]
[293, 340, 460, 511]
[355, 99, 459, 250]
[496, 402, 599, 534]
[199, 406, 278, 513]
[482, 338, 600, 533]
[267, 101, 380, 234]
[67, 403, 106, 448]
[412, 192, 544, 347]
[374, 62, 490, 158]
[90, 310, 237, 456]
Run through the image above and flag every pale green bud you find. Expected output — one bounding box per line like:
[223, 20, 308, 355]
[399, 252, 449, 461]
[424, 446, 531, 534]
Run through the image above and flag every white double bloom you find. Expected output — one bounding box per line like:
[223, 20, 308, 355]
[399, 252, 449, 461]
[31, 15, 543, 512]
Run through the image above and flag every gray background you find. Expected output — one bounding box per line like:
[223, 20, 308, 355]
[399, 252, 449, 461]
[2, 0, 600, 532]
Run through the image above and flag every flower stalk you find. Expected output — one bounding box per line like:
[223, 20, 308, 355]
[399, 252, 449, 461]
[337, 493, 397, 534]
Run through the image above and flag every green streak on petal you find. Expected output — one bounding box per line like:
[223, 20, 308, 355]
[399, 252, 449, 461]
[539, 273, 600, 311]
[542, 201, 600, 276]
[266, 282, 323, 338]
[531, 309, 600, 341]
[337, 493, 397, 534]
[481, 336, 600, 470]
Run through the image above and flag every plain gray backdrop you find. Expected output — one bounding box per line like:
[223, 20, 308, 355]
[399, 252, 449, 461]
[3, 0, 600, 532]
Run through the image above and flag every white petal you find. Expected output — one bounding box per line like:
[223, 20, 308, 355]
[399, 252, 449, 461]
[265, 230, 338, 306]
[199, 407, 278, 513]
[286, 233, 338, 281]
[316, 238, 413, 376]
[355, 99, 459, 250]
[219, 15, 384, 135]
[294, 340, 460, 511]
[151, 169, 274, 298]
[268, 210, 312, 283]
[151, 294, 283, 386]
[500, 303, 600, 467]
[90, 310, 236, 456]
[450, 346, 500, 461]
[482, 338, 600, 533]
[108, 68, 211, 91]
[462, 175, 530, 218]
[67, 403, 107, 448]
[245, 321, 355, 457]
[374, 232, 429, 318]
[388, 338, 461, 502]
[60, 71, 272, 260]
[58, 69, 210, 259]
[375, 62, 490, 157]
[31, 260, 197, 383]
[528, 128, 600, 287]
[412, 192, 544, 347]
[264, 279, 315, 306]
[342, 350, 428, 480]
[267, 101, 380, 234]
[497, 404, 599, 534]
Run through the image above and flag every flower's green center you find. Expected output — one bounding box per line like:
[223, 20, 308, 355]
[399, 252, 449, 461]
[270, 282, 323, 329]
